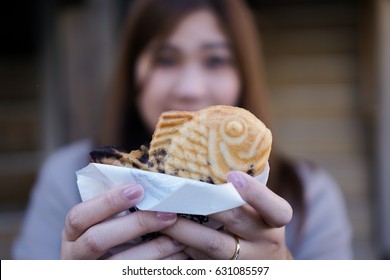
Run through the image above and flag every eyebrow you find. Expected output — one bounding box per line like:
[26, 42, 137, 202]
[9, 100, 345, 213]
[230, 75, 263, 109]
[157, 42, 231, 52]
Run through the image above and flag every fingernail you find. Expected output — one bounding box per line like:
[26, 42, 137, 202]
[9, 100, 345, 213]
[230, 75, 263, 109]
[156, 212, 176, 221]
[227, 172, 246, 189]
[123, 184, 143, 200]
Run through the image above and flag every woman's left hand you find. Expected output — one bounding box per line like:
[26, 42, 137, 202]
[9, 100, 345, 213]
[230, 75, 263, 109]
[162, 171, 293, 259]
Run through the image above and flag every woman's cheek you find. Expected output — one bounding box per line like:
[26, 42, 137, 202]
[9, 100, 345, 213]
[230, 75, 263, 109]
[210, 73, 241, 105]
[151, 71, 177, 96]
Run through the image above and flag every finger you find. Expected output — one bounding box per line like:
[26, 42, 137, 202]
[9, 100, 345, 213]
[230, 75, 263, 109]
[163, 251, 190, 260]
[64, 184, 143, 241]
[64, 211, 177, 259]
[162, 217, 237, 260]
[108, 235, 186, 260]
[227, 171, 293, 227]
[210, 205, 265, 239]
[184, 247, 212, 260]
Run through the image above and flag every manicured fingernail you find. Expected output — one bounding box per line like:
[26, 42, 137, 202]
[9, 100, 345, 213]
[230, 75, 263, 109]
[156, 212, 176, 221]
[227, 172, 246, 189]
[123, 184, 143, 200]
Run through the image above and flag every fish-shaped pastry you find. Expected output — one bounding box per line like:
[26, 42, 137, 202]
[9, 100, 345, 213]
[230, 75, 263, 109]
[91, 105, 272, 184]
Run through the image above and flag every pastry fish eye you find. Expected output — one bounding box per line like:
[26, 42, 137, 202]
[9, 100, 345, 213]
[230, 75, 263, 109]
[220, 117, 248, 145]
[225, 120, 244, 138]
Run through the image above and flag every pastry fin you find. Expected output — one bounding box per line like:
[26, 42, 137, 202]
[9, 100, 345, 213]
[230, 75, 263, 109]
[149, 111, 194, 154]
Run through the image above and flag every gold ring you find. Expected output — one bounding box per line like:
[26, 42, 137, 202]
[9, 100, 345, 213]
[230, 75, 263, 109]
[230, 235, 240, 260]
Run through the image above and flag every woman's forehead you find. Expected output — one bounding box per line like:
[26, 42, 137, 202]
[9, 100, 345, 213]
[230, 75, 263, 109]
[139, 9, 231, 58]
[162, 10, 228, 47]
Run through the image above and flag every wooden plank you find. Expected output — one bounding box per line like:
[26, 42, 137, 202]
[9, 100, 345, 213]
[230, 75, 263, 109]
[273, 117, 366, 153]
[262, 27, 356, 55]
[256, 1, 357, 28]
[0, 60, 39, 99]
[0, 173, 36, 210]
[270, 83, 358, 117]
[265, 54, 357, 85]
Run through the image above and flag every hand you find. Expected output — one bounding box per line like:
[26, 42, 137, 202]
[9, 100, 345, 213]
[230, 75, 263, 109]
[61, 183, 185, 259]
[162, 171, 293, 259]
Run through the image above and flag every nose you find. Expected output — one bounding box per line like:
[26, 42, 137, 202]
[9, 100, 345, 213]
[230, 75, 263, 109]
[172, 63, 207, 100]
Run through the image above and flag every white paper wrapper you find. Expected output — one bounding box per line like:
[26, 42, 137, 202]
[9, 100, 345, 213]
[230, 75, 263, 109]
[76, 162, 269, 215]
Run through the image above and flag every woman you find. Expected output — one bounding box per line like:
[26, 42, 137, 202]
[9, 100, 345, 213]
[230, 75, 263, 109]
[13, 0, 352, 259]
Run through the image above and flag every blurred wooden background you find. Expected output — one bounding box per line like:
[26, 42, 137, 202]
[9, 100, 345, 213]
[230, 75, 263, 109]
[1, 0, 389, 259]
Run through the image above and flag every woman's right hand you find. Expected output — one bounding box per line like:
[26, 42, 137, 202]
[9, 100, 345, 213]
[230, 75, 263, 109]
[61, 183, 185, 259]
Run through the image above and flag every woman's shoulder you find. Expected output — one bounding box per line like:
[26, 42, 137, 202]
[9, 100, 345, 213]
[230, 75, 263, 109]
[294, 160, 343, 202]
[290, 159, 353, 259]
[11, 139, 93, 259]
[42, 139, 92, 173]
[33, 138, 93, 206]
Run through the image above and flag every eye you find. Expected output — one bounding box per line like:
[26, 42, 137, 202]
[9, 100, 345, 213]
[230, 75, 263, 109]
[205, 55, 232, 69]
[205, 55, 231, 68]
[155, 55, 177, 67]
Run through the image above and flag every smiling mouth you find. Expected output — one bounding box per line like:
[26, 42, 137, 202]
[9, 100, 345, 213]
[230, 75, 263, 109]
[167, 104, 216, 112]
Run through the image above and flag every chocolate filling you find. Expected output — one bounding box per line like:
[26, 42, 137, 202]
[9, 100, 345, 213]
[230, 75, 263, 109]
[90, 146, 123, 162]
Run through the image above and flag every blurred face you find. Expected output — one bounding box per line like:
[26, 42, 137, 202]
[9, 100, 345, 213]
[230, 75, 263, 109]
[136, 10, 241, 131]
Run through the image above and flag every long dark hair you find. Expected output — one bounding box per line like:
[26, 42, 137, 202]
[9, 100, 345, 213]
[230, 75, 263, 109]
[97, 0, 305, 232]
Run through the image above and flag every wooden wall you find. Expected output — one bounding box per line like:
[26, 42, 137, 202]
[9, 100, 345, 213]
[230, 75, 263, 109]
[254, 0, 374, 258]
[0, 2, 42, 259]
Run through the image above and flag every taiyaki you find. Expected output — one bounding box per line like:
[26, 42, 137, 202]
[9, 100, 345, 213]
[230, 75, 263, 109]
[91, 105, 272, 184]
